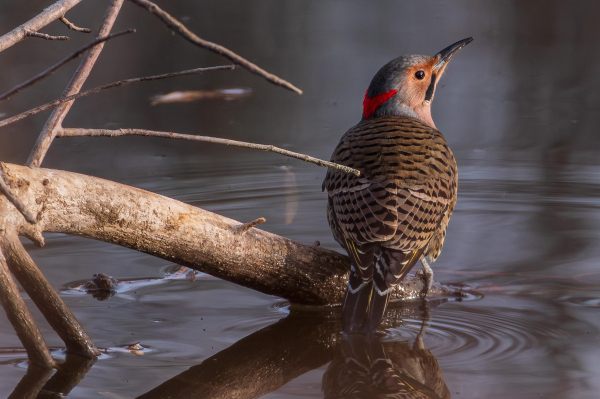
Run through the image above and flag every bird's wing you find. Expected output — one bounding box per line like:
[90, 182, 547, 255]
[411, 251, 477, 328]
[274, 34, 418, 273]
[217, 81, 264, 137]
[323, 116, 456, 253]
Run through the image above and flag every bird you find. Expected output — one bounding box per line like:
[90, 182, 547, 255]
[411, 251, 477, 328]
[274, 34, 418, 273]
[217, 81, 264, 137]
[323, 37, 472, 334]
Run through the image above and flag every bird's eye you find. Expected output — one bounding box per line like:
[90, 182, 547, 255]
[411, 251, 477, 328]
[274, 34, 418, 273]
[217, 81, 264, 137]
[415, 70, 425, 80]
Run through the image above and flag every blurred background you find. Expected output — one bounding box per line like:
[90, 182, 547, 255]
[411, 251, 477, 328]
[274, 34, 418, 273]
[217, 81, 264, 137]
[1, 1, 600, 398]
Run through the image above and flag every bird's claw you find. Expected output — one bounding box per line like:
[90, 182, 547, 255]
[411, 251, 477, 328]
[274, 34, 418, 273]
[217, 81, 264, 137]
[417, 263, 434, 299]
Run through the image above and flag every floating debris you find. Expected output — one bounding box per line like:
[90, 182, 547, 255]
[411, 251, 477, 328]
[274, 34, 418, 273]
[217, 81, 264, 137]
[151, 88, 252, 105]
[62, 266, 204, 301]
[98, 342, 150, 356]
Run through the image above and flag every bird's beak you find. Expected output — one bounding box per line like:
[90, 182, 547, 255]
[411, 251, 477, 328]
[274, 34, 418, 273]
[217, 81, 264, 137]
[432, 37, 473, 73]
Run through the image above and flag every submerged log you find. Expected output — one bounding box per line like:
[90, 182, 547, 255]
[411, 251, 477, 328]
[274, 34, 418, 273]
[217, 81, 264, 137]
[0, 163, 453, 306]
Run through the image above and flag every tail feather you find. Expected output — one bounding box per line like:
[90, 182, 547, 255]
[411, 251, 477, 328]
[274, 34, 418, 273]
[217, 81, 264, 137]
[342, 244, 426, 334]
[342, 243, 375, 333]
[342, 268, 374, 333]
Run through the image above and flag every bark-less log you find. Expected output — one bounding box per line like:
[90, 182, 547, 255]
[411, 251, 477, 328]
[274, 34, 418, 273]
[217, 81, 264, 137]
[0, 163, 451, 305]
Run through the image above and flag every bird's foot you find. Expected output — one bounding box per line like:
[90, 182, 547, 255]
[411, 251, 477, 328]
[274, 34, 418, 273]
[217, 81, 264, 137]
[417, 259, 434, 299]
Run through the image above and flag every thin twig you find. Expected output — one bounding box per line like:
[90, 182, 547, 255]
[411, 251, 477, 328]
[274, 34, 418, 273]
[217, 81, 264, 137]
[26, 31, 69, 41]
[59, 15, 91, 33]
[236, 218, 266, 235]
[0, 0, 83, 53]
[0, 66, 234, 130]
[27, 0, 125, 168]
[0, 30, 136, 103]
[58, 128, 361, 176]
[0, 164, 37, 224]
[128, 0, 302, 95]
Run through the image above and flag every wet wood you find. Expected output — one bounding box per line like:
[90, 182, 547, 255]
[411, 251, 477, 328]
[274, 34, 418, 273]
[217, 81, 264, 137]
[0, 163, 453, 306]
[0, 246, 54, 368]
[2, 233, 99, 358]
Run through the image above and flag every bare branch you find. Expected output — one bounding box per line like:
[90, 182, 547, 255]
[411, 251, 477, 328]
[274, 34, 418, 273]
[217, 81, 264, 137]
[0, 247, 54, 369]
[26, 31, 69, 41]
[0, 30, 136, 103]
[27, 0, 126, 168]
[0, 163, 37, 224]
[59, 15, 91, 33]
[0, 0, 84, 53]
[0, 65, 234, 130]
[3, 233, 100, 358]
[236, 218, 266, 235]
[128, 0, 302, 95]
[58, 128, 361, 176]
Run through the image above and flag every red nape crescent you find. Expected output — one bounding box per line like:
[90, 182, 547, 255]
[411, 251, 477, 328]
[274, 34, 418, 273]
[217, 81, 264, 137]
[362, 89, 398, 119]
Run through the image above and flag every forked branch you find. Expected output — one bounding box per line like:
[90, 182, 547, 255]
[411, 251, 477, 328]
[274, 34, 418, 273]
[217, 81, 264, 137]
[128, 0, 302, 95]
[58, 128, 361, 176]
[0, 0, 84, 53]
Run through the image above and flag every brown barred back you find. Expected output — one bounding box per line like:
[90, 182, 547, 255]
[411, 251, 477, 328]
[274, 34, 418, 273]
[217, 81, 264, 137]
[323, 116, 457, 260]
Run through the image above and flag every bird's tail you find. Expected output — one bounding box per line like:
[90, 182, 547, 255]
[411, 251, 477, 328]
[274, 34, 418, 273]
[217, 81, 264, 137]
[342, 241, 375, 334]
[367, 248, 425, 332]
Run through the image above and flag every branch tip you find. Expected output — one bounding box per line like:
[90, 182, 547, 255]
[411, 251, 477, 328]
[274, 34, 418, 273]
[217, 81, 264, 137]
[57, 128, 360, 176]
[236, 218, 266, 235]
[128, 0, 302, 95]
[59, 15, 91, 33]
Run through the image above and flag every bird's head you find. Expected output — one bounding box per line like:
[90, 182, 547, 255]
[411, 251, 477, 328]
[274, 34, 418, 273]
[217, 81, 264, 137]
[362, 37, 473, 128]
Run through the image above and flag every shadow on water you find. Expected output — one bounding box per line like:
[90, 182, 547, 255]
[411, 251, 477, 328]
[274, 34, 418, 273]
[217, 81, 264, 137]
[6, 300, 449, 399]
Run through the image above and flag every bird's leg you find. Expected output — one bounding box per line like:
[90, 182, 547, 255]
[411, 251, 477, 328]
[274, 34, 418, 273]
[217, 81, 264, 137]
[416, 257, 434, 298]
[414, 302, 431, 350]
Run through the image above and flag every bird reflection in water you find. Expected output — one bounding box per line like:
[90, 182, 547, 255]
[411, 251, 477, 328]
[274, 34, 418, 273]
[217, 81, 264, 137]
[323, 320, 449, 398]
[6, 299, 449, 398]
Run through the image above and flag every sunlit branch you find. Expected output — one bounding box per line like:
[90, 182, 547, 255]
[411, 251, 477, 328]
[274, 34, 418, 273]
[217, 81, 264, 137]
[58, 128, 361, 176]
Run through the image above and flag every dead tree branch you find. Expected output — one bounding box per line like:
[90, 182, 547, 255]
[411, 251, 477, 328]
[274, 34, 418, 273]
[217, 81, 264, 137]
[58, 128, 361, 176]
[0, 0, 84, 53]
[128, 0, 302, 95]
[0, 30, 136, 103]
[0, 246, 54, 369]
[2, 233, 100, 358]
[0, 163, 37, 224]
[27, 0, 126, 168]
[59, 15, 92, 33]
[0, 65, 234, 130]
[26, 31, 69, 41]
[0, 163, 452, 306]
[236, 218, 266, 235]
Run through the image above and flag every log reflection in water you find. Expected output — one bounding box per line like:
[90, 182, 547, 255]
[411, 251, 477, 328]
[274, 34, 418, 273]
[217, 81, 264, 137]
[139, 299, 448, 399]
[4, 299, 448, 398]
[7, 353, 95, 399]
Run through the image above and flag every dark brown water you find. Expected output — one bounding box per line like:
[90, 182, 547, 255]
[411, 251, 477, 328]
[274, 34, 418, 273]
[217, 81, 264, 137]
[1, 1, 600, 398]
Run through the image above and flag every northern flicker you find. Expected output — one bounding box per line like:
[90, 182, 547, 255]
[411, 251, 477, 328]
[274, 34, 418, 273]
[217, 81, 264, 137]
[323, 38, 472, 334]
